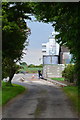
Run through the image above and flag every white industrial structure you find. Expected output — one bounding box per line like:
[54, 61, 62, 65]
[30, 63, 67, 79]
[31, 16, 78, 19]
[42, 31, 73, 78]
[42, 31, 72, 65]
[42, 31, 60, 64]
[42, 31, 72, 78]
[42, 32, 59, 56]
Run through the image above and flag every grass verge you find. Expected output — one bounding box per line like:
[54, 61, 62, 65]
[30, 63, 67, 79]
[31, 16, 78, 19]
[0, 87, 2, 106]
[51, 77, 64, 81]
[62, 86, 79, 113]
[2, 82, 26, 105]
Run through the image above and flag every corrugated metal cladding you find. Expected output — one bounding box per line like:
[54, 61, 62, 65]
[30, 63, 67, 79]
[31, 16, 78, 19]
[43, 55, 58, 64]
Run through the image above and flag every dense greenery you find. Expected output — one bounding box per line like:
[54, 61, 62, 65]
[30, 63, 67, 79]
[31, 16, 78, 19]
[32, 3, 79, 57]
[30, 2, 79, 85]
[2, 3, 31, 83]
[28, 64, 43, 68]
[3, 58, 20, 80]
[62, 64, 77, 84]
[2, 81, 25, 105]
[2, 2, 80, 85]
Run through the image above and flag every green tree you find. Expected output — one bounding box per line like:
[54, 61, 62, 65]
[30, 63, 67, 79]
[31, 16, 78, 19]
[2, 58, 20, 82]
[2, 2, 31, 83]
[20, 62, 27, 66]
[28, 64, 35, 68]
[31, 2, 79, 85]
[2, 2, 80, 86]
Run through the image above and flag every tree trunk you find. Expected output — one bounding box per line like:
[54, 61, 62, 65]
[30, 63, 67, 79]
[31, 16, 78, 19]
[8, 68, 16, 85]
[8, 73, 14, 84]
[58, 46, 61, 64]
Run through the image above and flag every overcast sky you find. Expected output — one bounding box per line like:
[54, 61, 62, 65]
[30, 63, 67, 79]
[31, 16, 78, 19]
[21, 18, 53, 65]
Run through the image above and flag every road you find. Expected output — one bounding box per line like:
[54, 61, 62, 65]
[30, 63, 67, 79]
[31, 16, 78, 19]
[2, 74, 78, 119]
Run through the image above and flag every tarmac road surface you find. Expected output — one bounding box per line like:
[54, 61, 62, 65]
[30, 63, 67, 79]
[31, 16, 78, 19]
[2, 74, 78, 119]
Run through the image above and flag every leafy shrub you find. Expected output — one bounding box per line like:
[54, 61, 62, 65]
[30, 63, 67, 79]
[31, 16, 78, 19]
[62, 64, 77, 83]
[2, 58, 20, 79]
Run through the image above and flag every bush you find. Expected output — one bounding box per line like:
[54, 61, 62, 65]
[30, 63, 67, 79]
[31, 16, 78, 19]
[28, 64, 35, 68]
[62, 64, 77, 83]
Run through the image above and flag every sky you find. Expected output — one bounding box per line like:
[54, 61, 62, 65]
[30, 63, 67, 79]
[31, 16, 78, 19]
[21, 18, 54, 65]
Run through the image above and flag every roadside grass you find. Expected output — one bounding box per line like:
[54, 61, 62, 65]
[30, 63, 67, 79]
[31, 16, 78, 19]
[2, 82, 26, 105]
[51, 77, 64, 81]
[62, 86, 79, 113]
[0, 87, 2, 106]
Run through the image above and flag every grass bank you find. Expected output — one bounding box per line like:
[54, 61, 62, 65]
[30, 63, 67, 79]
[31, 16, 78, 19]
[0, 88, 2, 106]
[2, 82, 26, 105]
[62, 86, 79, 113]
[51, 77, 64, 81]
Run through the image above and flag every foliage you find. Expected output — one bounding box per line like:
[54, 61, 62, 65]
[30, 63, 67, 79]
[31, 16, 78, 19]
[62, 64, 77, 83]
[2, 3, 30, 60]
[2, 57, 20, 79]
[2, 2, 31, 82]
[35, 64, 43, 68]
[2, 81, 26, 105]
[2, 3, 80, 85]
[28, 64, 35, 68]
[28, 64, 43, 68]
[31, 2, 80, 85]
[20, 62, 27, 66]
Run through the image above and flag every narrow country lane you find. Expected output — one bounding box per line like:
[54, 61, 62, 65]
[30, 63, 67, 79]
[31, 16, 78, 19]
[2, 74, 78, 119]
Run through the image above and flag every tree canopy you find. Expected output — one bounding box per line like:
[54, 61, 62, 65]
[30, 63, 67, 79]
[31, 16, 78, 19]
[2, 3, 31, 61]
[31, 3, 79, 59]
[30, 2, 79, 84]
[2, 2, 31, 82]
[2, 2, 80, 85]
